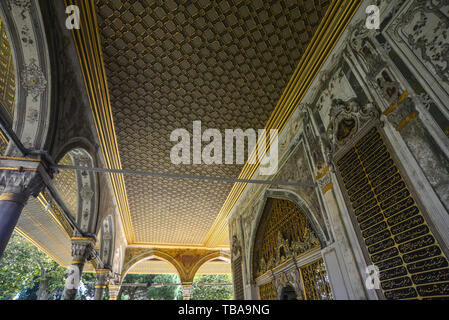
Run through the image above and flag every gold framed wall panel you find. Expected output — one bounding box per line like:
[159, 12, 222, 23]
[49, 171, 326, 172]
[334, 123, 449, 299]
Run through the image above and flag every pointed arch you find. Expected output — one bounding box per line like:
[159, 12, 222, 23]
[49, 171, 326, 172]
[248, 188, 329, 282]
[188, 251, 231, 282]
[121, 249, 185, 283]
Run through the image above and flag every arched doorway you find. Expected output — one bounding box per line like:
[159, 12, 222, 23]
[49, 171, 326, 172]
[252, 197, 333, 300]
[280, 285, 297, 300]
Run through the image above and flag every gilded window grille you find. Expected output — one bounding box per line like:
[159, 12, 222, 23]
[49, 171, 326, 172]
[258, 281, 276, 300]
[0, 17, 15, 119]
[335, 125, 449, 299]
[300, 258, 333, 300]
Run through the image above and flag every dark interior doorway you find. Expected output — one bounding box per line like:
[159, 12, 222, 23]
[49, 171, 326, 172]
[280, 285, 297, 300]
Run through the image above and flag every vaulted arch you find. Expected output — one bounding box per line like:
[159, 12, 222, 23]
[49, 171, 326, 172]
[250, 195, 322, 281]
[121, 249, 185, 283]
[247, 188, 329, 283]
[0, 0, 53, 152]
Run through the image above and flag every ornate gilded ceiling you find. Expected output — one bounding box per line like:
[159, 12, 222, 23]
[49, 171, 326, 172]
[94, 0, 331, 245]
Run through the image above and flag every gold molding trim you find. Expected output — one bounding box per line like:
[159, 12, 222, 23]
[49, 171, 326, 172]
[315, 166, 330, 180]
[396, 111, 418, 131]
[203, 0, 362, 247]
[65, 0, 134, 243]
[382, 91, 409, 116]
[109, 284, 121, 289]
[72, 260, 86, 265]
[96, 268, 111, 274]
[71, 236, 95, 241]
[0, 167, 37, 172]
[0, 192, 27, 204]
[0, 155, 41, 162]
[322, 183, 333, 195]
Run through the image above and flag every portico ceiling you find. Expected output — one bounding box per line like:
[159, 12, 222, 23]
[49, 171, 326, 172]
[93, 0, 331, 247]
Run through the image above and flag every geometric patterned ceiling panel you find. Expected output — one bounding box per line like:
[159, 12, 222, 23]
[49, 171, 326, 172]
[53, 154, 78, 219]
[95, 0, 330, 245]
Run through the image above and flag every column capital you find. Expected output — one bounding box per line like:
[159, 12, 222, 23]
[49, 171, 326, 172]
[0, 156, 52, 200]
[70, 237, 96, 264]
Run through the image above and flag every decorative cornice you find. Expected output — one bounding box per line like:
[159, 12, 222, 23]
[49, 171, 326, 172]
[0, 192, 28, 204]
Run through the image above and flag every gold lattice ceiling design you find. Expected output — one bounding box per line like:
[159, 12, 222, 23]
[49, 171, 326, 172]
[95, 0, 330, 245]
[53, 154, 78, 219]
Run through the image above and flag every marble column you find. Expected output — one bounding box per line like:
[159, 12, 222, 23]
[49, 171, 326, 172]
[108, 283, 121, 300]
[316, 168, 373, 300]
[384, 96, 449, 212]
[0, 169, 44, 258]
[62, 237, 95, 300]
[94, 269, 110, 300]
[181, 283, 193, 300]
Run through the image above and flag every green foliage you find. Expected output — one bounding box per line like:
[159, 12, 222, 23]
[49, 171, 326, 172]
[120, 273, 182, 300]
[147, 274, 182, 300]
[190, 274, 233, 300]
[77, 272, 97, 300]
[0, 232, 66, 300]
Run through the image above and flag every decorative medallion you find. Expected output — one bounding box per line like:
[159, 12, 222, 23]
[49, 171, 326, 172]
[326, 99, 380, 159]
[21, 59, 47, 101]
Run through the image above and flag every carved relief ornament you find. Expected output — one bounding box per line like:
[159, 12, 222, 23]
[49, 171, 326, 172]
[326, 99, 380, 159]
